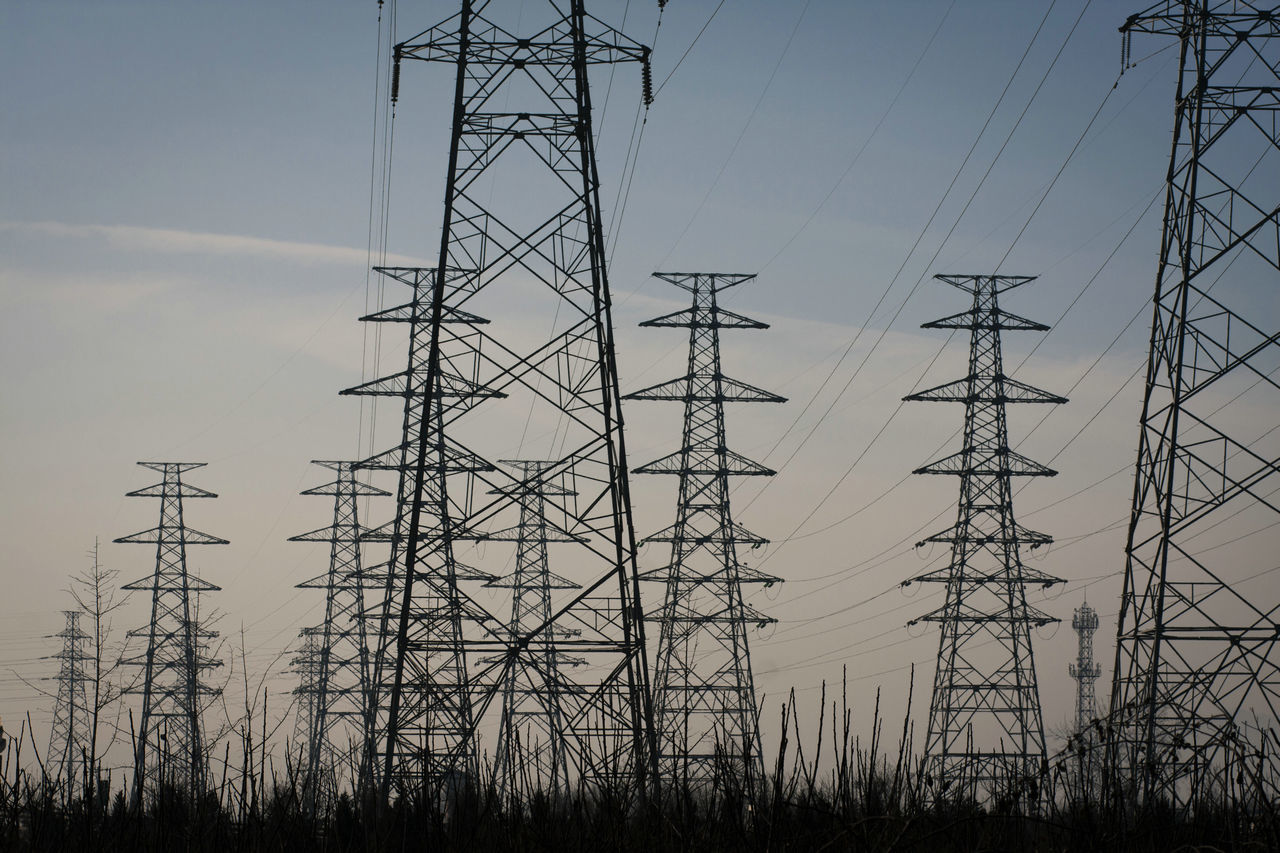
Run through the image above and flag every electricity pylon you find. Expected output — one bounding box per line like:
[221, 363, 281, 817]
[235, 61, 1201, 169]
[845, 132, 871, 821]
[290, 627, 325, 792]
[288, 460, 387, 808]
[350, 0, 657, 803]
[903, 274, 1064, 802]
[1110, 2, 1280, 810]
[476, 460, 584, 803]
[1069, 601, 1102, 734]
[625, 272, 782, 796]
[47, 610, 91, 798]
[342, 267, 499, 799]
[117, 462, 226, 804]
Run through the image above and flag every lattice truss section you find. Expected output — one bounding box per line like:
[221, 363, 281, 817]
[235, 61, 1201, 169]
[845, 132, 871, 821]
[903, 275, 1065, 800]
[343, 0, 656, 800]
[288, 461, 386, 807]
[1110, 1, 1280, 810]
[1070, 601, 1102, 735]
[474, 460, 585, 801]
[625, 272, 783, 795]
[116, 462, 226, 801]
[342, 267, 496, 798]
[47, 610, 92, 795]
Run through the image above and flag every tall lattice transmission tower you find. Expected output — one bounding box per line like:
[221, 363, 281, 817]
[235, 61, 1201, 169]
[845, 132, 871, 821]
[1069, 601, 1102, 735]
[1110, 2, 1280, 809]
[343, 267, 497, 798]
[625, 272, 782, 795]
[117, 462, 226, 803]
[288, 460, 386, 807]
[47, 610, 91, 796]
[349, 0, 656, 802]
[903, 274, 1064, 801]
[477, 460, 583, 802]
[290, 627, 325, 790]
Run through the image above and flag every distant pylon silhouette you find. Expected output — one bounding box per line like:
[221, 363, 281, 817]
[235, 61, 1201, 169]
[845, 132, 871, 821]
[1111, 2, 1280, 810]
[47, 610, 91, 798]
[475, 460, 584, 802]
[904, 275, 1064, 802]
[117, 462, 226, 804]
[1069, 601, 1101, 735]
[626, 272, 783, 795]
[289, 460, 387, 807]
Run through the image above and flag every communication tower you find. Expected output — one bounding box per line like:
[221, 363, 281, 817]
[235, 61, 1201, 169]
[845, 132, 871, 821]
[1069, 601, 1102, 734]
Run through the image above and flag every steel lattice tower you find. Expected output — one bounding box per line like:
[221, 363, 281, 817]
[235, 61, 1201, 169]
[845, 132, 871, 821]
[47, 610, 91, 796]
[625, 272, 782, 795]
[903, 275, 1064, 801]
[343, 267, 498, 798]
[1110, 2, 1280, 810]
[1070, 601, 1102, 734]
[117, 462, 226, 803]
[350, 0, 656, 801]
[476, 460, 584, 802]
[290, 627, 325, 791]
[288, 460, 387, 807]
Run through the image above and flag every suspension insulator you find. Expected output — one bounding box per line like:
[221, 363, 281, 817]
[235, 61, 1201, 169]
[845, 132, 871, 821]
[642, 48, 654, 107]
[391, 48, 402, 103]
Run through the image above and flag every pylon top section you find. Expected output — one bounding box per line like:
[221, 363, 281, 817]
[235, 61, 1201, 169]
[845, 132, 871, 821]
[654, 271, 756, 293]
[136, 461, 207, 474]
[934, 273, 1037, 295]
[397, 2, 652, 69]
[1121, 2, 1279, 37]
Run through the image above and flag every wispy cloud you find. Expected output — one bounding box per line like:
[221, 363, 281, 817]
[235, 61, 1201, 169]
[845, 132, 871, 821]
[0, 221, 427, 267]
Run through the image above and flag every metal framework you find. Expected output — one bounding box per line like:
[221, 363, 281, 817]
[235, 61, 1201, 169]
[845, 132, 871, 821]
[348, 0, 656, 802]
[476, 459, 583, 802]
[47, 610, 91, 797]
[288, 460, 387, 808]
[625, 272, 782, 796]
[343, 266, 497, 798]
[1110, 1, 1280, 810]
[117, 462, 226, 803]
[1070, 601, 1102, 735]
[904, 274, 1064, 801]
[290, 627, 325, 793]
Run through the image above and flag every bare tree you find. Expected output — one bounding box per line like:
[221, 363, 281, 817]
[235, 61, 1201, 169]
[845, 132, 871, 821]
[69, 539, 133, 806]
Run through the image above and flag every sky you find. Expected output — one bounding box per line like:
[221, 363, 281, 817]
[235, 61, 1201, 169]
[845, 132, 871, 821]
[3, 0, 1268, 777]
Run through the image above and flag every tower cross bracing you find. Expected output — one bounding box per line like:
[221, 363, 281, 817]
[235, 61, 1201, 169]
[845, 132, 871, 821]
[346, 0, 657, 801]
[289, 460, 387, 805]
[904, 274, 1064, 801]
[47, 610, 92, 797]
[116, 461, 226, 803]
[625, 271, 783, 795]
[1111, 1, 1280, 810]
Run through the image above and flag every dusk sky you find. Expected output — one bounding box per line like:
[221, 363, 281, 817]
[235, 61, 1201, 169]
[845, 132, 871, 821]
[3, 0, 1256, 772]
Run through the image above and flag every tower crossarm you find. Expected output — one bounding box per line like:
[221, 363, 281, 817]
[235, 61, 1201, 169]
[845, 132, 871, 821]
[359, 1, 659, 801]
[117, 461, 225, 805]
[905, 274, 1064, 803]
[627, 270, 781, 796]
[1110, 2, 1280, 811]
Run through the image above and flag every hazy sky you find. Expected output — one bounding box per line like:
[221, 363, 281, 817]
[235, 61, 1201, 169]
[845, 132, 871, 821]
[3, 0, 1252, 773]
